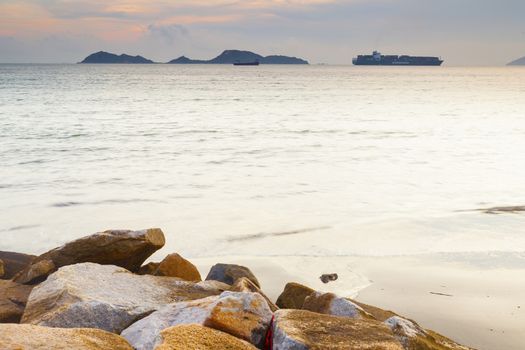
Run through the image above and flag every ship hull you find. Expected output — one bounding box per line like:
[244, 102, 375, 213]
[353, 61, 443, 66]
[353, 53, 443, 66]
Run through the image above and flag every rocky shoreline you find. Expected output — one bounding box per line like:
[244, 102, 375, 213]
[0, 228, 474, 349]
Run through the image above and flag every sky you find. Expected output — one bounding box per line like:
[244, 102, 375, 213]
[0, 0, 524, 65]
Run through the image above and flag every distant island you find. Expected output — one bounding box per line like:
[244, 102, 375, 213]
[507, 56, 525, 66]
[169, 50, 309, 65]
[79, 50, 308, 65]
[80, 51, 154, 64]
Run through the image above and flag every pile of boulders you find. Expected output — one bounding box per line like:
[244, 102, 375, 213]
[0, 228, 474, 350]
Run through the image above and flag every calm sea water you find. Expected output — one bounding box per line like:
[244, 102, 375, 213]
[1, 64, 525, 257]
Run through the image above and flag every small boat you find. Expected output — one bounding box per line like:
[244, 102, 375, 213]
[233, 60, 259, 66]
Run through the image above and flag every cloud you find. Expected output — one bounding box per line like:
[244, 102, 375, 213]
[147, 23, 189, 45]
[0, 0, 524, 64]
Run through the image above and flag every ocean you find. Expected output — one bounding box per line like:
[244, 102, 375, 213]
[1, 64, 525, 259]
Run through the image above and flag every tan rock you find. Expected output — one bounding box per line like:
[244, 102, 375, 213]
[231, 277, 278, 312]
[155, 253, 201, 281]
[22, 263, 226, 333]
[384, 316, 473, 350]
[0, 324, 133, 350]
[122, 291, 273, 350]
[206, 263, 260, 288]
[272, 309, 403, 350]
[154, 324, 258, 350]
[14, 228, 165, 284]
[0, 280, 33, 323]
[302, 292, 370, 319]
[352, 300, 397, 321]
[275, 282, 315, 309]
[0, 251, 35, 280]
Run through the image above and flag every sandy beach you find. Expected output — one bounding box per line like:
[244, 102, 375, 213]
[194, 253, 525, 350]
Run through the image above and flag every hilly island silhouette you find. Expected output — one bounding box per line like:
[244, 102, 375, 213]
[80, 50, 309, 65]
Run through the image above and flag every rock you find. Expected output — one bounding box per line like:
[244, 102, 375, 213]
[21, 263, 226, 333]
[272, 309, 403, 350]
[122, 291, 273, 350]
[352, 300, 397, 322]
[14, 228, 165, 284]
[384, 316, 472, 350]
[154, 324, 258, 350]
[206, 263, 260, 288]
[319, 273, 338, 284]
[0, 324, 133, 350]
[0, 280, 33, 323]
[155, 253, 201, 281]
[275, 282, 315, 309]
[15, 259, 55, 285]
[302, 292, 370, 319]
[138, 262, 160, 275]
[0, 251, 35, 280]
[231, 277, 278, 312]
[0, 260, 4, 278]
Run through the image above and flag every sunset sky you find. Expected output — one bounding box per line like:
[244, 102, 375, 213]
[1, 0, 524, 65]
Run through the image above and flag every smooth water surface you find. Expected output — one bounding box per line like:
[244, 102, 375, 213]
[1, 64, 525, 257]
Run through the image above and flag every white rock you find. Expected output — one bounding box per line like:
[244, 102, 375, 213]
[302, 291, 369, 319]
[21, 263, 226, 333]
[122, 291, 273, 350]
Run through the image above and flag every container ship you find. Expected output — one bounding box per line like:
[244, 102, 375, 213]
[353, 51, 443, 66]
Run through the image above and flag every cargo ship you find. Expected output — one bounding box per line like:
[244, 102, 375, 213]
[353, 51, 443, 66]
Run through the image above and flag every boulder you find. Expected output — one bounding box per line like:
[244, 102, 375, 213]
[231, 277, 278, 312]
[154, 253, 202, 281]
[21, 263, 226, 333]
[206, 263, 260, 288]
[0, 251, 35, 280]
[0, 324, 133, 350]
[302, 292, 370, 319]
[122, 291, 273, 350]
[14, 228, 165, 284]
[275, 282, 315, 309]
[384, 316, 472, 350]
[0, 280, 33, 323]
[272, 309, 403, 350]
[154, 324, 258, 350]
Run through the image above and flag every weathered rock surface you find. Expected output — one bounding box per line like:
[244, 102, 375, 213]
[122, 291, 273, 350]
[154, 253, 202, 281]
[231, 277, 278, 312]
[14, 228, 165, 284]
[272, 309, 403, 350]
[154, 324, 258, 350]
[21, 263, 226, 333]
[384, 315, 472, 350]
[206, 263, 260, 288]
[0, 324, 133, 350]
[0, 280, 33, 323]
[0, 251, 35, 280]
[302, 292, 370, 319]
[275, 282, 315, 309]
[353, 300, 397, 321]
